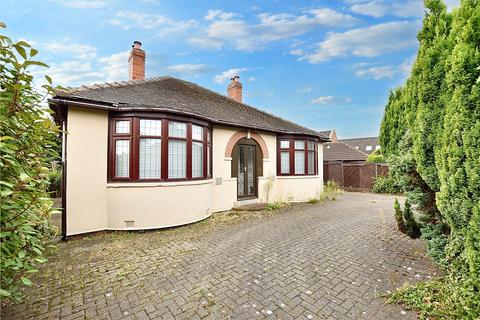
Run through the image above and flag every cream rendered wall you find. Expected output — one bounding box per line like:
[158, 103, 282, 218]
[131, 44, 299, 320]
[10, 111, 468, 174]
[66, 109, 325, 235]
[211, 126, 325, 207]
[66, 107, 108, 235]
[211, 126, 237, 212]
[106, 180, 213, 230]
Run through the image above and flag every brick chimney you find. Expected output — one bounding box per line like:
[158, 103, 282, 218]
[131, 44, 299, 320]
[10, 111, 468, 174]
[227, 76, 242, 103]
[128, 41, 145, 81]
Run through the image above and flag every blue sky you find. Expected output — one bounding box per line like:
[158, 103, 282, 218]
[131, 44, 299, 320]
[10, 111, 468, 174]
[3, 0, 459, 138]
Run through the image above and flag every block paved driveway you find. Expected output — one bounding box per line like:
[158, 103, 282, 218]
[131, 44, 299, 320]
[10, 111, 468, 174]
[3, 192, 438, 319]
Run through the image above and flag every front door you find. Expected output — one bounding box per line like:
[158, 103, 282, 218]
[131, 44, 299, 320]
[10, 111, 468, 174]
[237, 144, 256, 199]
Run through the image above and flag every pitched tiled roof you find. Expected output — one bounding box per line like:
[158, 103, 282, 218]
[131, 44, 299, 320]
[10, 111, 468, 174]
[323, 142, 368, 161]
[51, 76, 329, 140]
[339, 137, 379, 155]
[319, 130, 332, 137]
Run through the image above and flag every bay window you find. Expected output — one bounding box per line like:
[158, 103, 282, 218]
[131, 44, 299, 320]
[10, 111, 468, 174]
[109, 115, 212, 182]
[277, 136, 318, 176]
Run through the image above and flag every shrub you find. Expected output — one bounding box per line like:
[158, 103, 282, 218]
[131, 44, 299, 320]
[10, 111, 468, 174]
[394, 198, 406, 233]
[47, 164, 62, 198]
[266, 202, 286, 211]
[403, 199, 421, 239]
[372, 175, 402, 194]
[0, 27, 59, 301]
[366, 149, 385, 163]
[421, 223, 448, 267]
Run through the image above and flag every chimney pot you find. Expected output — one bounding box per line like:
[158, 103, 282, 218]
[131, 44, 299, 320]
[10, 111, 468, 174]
[129, 41, 146, 81]
[227, 75, 242, 103]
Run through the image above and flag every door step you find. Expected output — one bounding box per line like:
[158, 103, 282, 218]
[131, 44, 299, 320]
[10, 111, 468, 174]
[233, 199, 268, 211]
[234, 198, 260, 208]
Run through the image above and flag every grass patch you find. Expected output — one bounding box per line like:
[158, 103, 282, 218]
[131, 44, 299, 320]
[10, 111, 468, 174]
[387, 274, 480, 319]
[266, 201, 287, 211]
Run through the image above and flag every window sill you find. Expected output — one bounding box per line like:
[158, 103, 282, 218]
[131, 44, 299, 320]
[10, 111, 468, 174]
[276, 175, 321, 180]
[107, 179, 213, 188]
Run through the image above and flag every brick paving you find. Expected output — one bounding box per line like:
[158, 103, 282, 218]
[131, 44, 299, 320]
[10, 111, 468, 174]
[2, 192, 438, 319]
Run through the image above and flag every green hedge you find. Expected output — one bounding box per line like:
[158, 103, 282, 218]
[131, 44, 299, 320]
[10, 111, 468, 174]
[379, 0, 480, 317]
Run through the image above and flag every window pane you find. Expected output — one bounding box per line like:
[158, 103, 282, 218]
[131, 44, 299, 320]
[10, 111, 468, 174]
[192, 142, 203, 178]
[169, 121, 187, 138]
[168, 140, 186, 178]
[308, 151, 315, 175]
[139, 139, 161, 179]
[207, 145, 211, 177]
[140, 119, 161, 136]
[280, 151, 290, 174]
[115, 120, 130, 134]
[294, 140, 305, 150]
[295, 150, 305, 174]
[308, 141, 315, 150]
[192, 125, 203, 141]
[115, 140, 130, 177]
[280, 140, 290, 149]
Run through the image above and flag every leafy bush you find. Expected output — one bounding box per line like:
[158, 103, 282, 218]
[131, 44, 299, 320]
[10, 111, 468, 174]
[394, 198, 406, 233]
[0, 27, 59, 301]
[372, 175, 402, 194]
[47, 164, 62, 198]
[366, 149, 385, 163]
[403, 199, 420, 239]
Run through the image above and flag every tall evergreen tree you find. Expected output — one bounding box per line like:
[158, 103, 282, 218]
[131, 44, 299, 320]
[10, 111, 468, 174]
[412, 0, 451, 194]
[436, 0, 480, 276]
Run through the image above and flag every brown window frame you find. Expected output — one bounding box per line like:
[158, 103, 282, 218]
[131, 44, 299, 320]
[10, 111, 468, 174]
[277, 135, 318, 176]
[108, 113, 212, 183]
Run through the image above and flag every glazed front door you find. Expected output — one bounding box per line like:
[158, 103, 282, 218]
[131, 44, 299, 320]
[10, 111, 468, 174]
[237, 144, 256, 199]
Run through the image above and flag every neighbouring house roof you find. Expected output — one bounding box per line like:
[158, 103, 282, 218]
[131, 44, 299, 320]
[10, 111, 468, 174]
[319, 130, 331, 137]
[339, 136, 379, 155]
[323, 142, 368, 162]
[50, 76, 330, 141]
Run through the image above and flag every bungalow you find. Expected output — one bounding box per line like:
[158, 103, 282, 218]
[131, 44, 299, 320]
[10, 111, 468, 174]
[50, 42, 329, 238]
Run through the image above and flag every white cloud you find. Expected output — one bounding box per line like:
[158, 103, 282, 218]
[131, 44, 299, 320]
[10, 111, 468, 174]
[350, 1, 388, 18]
[52, 0, 111, 9]
[214, 68, 251, 84]
[311, 96, 352, 105]
[349, 0, 424, 18]
[355, 66, 396, 80]
[164, 64, 214, 76]
[109, 11, 198, 35]
[189, 8, 358, 51]
[44, 39, 97, 60]
[298, 21, 420, 63]
[247, 77, 256, 82]
[32, 51, 130, 88]
[205, 10, 238, 21]
[97, 51, 130, 82]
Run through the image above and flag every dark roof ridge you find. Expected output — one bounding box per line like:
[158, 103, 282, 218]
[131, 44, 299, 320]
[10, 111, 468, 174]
[339, 136, 378, 140]
[333, 141, 369, 156]
[56, 76, 172, 95]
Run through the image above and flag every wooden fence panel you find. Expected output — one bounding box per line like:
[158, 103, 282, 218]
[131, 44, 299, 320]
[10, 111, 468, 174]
[324, 162, 388, 192]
